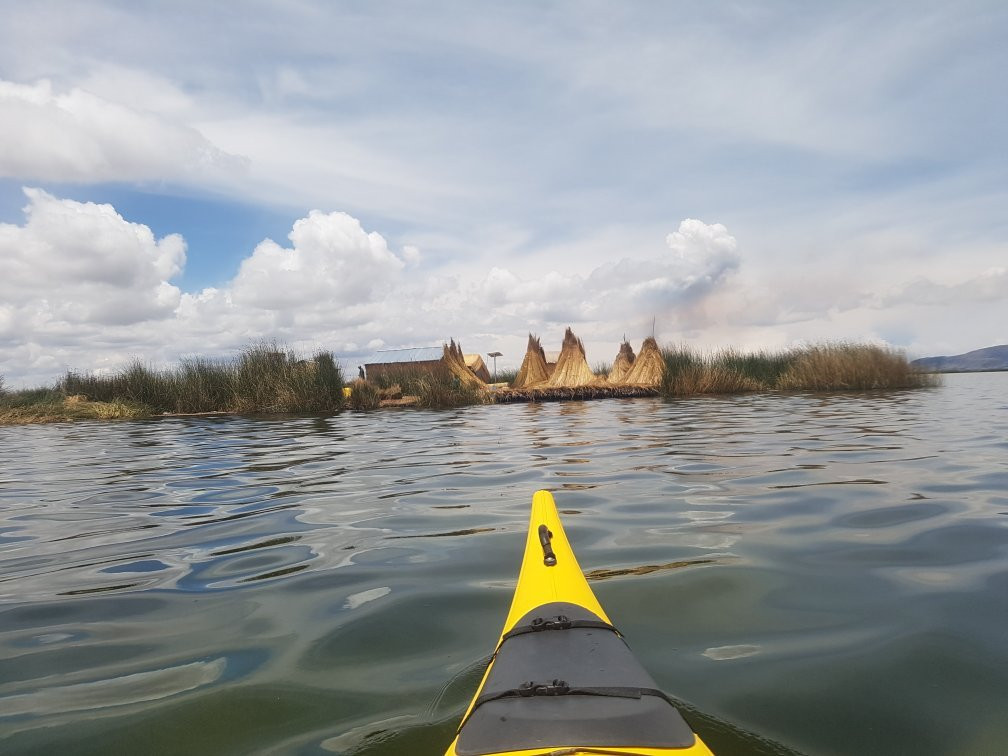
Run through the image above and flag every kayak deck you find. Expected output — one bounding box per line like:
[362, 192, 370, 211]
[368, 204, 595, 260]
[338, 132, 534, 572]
[446, 490, 713, 756]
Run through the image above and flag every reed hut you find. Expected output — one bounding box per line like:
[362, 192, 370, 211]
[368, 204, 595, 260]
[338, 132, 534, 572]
[464, 354, 492, 383]
[621, 337, 664, 387]
[513, 334, 550, 388]
[443, 340, 486, 388]
[543, 327, 599, 388]
[607, 340, 637, 384]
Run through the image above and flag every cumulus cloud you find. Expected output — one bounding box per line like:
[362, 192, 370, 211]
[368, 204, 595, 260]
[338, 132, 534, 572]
[0, 189, 185, 330]
[0, 79, 247, 182]
[232, 210, 407, 311]
[474, 219, 740, 329]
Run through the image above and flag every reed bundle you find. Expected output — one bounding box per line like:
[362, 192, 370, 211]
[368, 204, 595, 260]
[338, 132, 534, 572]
[620, 337, 665, 386]
[543, 327, 600, 388]
[606, 340, 636, 384]
[513, 333, 550, 388]
[441, 339, 486, 388]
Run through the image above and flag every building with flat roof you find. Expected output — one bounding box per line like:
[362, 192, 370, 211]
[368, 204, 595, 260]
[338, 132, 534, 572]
[362, 346, 445, 382]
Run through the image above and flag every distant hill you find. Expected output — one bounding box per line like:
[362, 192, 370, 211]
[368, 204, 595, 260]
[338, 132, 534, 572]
[912, 344, 1008, 372]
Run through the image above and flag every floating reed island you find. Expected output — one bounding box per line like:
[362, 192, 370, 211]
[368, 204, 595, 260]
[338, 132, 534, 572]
[360, 327, 936, 407]
[1, 331, 938, 424]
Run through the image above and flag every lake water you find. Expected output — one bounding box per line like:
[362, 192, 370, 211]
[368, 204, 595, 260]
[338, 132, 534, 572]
[1, 372, 1006, 755]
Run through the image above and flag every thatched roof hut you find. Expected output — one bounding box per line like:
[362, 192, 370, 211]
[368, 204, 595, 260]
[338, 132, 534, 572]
[607, 340, 637, 384]
[544, 327, 599, 388]
[443, 340, 486, 388]
[464, 354, 492, 383]
[621, 337, 664, 387]
[513, 334, 550, 388]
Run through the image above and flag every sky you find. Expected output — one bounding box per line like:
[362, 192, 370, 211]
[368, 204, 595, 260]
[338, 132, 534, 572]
[1, 1, 1006, 387]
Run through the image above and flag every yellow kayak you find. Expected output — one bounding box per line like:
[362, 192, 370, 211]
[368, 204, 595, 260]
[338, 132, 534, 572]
[446, 490, 714, 756]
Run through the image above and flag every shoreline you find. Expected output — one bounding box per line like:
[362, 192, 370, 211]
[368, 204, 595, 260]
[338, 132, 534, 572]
[1, 340, 939, 425]
[2, 382, 945, 426]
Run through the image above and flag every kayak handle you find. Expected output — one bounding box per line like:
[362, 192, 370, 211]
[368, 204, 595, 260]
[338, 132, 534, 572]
[538, 524, 557, 566]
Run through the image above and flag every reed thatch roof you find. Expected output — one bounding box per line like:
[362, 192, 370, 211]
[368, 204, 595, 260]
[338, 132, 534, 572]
[442, 340, 486, 388]
[513, 333, 550, 388]
[607, 340, 636, 384]
[620, 337, 664, 387]
[543, 327, 600, 388]
[464, 353, 492, 383]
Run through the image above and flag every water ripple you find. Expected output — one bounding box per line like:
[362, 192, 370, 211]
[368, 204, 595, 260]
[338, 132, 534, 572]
[0, 374, 1006, 755]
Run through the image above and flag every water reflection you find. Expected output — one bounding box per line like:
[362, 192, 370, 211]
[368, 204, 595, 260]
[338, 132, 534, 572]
[0, 374, 1006, 754]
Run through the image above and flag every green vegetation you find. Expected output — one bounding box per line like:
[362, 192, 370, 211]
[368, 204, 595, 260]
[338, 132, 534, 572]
[365, 367, 491, 407]
[495, 367, 519, 386]
[412, 375, 490, 408]
[347, 380, 381, 410]
[2, 342, 346, 424]
[64, 342, 345, 414]
[593, 361, 612, 379]
[660, 342, 938, 396]
[775, 343, 940, 391]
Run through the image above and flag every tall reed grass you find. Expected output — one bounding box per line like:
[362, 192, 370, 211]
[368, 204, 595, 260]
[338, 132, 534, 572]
[346, 380, 381, 410]
[660, 342, 938, 396]
[413, 375, 490, 408]
[495, 368, 519, 386]
[60, 342, 345, 415]
[775, 343, 939, 391]
[366, 366, 490, 407]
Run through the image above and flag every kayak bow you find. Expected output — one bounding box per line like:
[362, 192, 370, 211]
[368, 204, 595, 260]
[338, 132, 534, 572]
[446, 490, 713, 756]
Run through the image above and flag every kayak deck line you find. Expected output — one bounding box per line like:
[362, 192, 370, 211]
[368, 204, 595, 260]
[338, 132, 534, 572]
[498, 613, 620, 643]
[446, 490, 714, 756]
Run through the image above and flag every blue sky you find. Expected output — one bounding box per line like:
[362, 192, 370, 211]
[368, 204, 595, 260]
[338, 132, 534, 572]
[1, 1, 1006, 386]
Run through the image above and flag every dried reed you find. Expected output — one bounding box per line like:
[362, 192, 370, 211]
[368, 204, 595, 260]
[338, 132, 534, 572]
[605, 341, 636, 384]
[543, 327, 599, 388]
[776, 343, 939, 391]
[513, 333, 550, 388]
[620, 337, 665, 386]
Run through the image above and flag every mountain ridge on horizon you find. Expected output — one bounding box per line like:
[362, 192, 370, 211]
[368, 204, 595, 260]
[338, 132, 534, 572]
[912, 344, 1008, 372]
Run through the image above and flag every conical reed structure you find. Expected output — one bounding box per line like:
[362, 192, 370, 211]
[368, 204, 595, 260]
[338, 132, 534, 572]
[442, 339, 486, 388]
[544, 327, 599, 388]
[607, 340, 637, 384]
[621, 337, 664, 387]
[513, 333, 550, 388]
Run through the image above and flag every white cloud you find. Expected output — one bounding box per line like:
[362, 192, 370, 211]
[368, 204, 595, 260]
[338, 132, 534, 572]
[0, 189, 184, 330]
[0, 4, 1003, 300]
[232, 209, 409, 313]
[0, 78, 247, 183]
